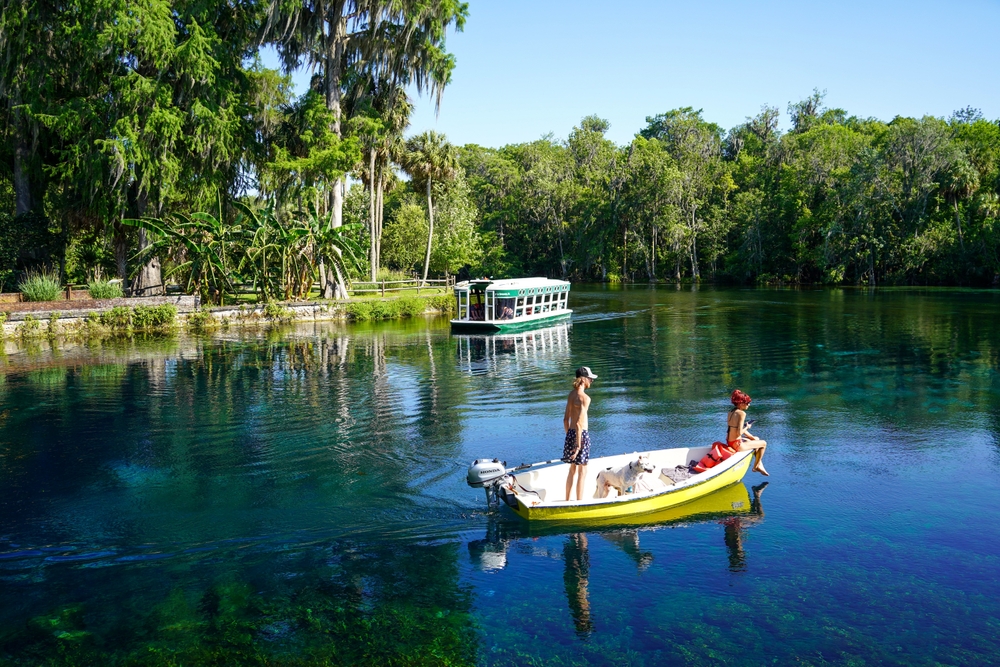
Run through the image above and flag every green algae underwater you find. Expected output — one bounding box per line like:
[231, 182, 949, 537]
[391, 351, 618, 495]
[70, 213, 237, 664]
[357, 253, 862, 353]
[2, 287, 1000, 666]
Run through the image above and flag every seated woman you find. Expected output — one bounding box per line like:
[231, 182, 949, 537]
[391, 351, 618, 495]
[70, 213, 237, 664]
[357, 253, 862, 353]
[726, 389, 768, 476]
[469, 303, 484, 321]
[497, 299, 515, 320]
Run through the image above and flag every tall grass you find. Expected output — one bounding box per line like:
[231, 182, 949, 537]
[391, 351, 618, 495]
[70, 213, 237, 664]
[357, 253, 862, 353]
[18, 269, 62, 302]
[88, 280, 124, 299]
[376, 268, 415, 282]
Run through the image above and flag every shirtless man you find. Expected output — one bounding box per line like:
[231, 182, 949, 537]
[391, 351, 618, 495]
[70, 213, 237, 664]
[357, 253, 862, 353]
[563, 366, 597, 501]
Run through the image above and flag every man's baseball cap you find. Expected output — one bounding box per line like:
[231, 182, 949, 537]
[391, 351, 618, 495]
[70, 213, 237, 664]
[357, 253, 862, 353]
[575, 366, 598, 380]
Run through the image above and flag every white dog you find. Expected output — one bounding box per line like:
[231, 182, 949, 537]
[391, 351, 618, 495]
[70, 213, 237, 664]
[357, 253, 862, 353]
[596, 455, 655, 498]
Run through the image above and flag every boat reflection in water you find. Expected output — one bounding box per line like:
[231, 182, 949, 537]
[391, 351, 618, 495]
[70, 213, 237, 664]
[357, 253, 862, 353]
[469, 482, 768, 635]
[454, 323, 570, 376]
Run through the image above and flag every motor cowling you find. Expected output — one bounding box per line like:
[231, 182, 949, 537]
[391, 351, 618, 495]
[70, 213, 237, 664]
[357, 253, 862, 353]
[467, 459, 508, 488]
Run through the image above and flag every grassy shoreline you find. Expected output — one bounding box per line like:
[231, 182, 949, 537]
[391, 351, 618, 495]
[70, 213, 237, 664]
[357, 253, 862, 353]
[0, 293, 454, 342]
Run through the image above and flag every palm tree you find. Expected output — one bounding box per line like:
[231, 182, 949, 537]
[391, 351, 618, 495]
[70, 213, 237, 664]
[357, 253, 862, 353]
[346, 75, 413, 280]
[941, 158, 980, 252]
[398, 131, 458, 284]
[263, 0, 466, 235]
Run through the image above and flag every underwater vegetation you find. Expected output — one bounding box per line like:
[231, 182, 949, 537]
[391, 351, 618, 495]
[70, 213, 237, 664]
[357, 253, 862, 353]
[0, 543, 478, 667]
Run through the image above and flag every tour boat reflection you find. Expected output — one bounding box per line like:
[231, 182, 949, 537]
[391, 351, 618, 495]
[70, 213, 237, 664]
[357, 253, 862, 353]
[454, 323, 570, 375]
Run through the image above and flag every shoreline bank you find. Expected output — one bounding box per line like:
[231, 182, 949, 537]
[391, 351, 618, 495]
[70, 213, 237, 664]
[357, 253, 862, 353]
[0, 293, 454, 341]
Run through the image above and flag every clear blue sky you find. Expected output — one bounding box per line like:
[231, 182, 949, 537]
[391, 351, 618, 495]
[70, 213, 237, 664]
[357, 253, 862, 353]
[262, 0, 1000, 147]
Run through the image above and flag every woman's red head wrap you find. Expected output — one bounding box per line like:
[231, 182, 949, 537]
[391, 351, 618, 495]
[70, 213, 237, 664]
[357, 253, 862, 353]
[731, 389, 752, 407]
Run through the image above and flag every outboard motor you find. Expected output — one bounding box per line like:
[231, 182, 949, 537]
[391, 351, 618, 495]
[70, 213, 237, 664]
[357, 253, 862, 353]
[467, 458, 508, 508]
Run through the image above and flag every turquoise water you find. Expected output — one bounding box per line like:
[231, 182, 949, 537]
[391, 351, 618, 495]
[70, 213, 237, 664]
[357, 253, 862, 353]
[1, 287, 999, 665]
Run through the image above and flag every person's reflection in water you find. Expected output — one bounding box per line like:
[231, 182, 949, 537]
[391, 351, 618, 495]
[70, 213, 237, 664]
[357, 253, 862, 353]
[722, 482, 768, 572]
[563, 533, 593, 637]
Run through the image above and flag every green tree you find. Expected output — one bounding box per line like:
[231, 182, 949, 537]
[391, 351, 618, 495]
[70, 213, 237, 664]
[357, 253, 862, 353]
[641, 108, 733, 280]
[398, 130, 458, 283]
[263, 0, 466, 244]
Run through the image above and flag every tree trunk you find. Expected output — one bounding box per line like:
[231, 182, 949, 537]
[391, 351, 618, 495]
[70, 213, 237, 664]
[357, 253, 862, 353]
[651, 226, 657, 281]
[622, 224, 627, 281]
[375, 172, 385, 271]
[689, 206, 700, 280]
[320, 257, 333, 299]
[421, 178, 434, 285]
[324, 8, 348, 299]
[133, 229, 163, 296]
[113, 220, 129, 281]
[132, 189, 163, 296]
[954, 201, 965, 252]
[369, 148, 377, 281]
[556, 212, 567, 279]
[14, 135, 33, 216]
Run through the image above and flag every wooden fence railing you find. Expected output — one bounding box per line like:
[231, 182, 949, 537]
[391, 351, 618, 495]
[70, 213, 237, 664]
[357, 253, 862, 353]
[348, 277, 455, 297]
[219, 277, 455, 298]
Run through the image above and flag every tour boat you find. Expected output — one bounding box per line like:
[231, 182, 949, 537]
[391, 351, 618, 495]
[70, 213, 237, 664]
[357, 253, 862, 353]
[467, 445, 754, 522]
[450, 277, 572, 333]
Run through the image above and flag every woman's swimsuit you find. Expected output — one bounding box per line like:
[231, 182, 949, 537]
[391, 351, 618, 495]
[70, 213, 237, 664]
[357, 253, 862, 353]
[727, 412, 743, 450]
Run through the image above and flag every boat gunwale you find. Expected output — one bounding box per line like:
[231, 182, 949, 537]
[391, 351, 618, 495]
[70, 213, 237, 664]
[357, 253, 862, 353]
[508, 448, 754, 511]
[449, 309, 573, 329]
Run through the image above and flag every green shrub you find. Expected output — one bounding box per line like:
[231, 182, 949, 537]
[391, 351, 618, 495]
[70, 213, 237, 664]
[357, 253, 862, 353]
[133, 304, 176, 329]
[369, 299, 397, 320]
[18, 269, 62, 302]
[427, 295, 455, 313]
[187, 309, 217, 331]
[263, 301, 290, 321]
[47, 313, 59, 336]
[346, 295, 445, 321]
[398, 296, 427, 317]
[99, 306, 132, 329]
[345, 300, 374, 321]
[17, 314, 41, 338]
[87, 280, 124, 299]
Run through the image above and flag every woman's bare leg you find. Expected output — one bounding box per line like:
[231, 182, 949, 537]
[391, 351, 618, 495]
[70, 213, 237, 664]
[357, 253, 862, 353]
[740, 439, 768, 476]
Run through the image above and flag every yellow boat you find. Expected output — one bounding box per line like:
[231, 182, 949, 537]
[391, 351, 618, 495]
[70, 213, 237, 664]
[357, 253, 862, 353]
[467, 445, 754, 522]
[520, 480, 752, 535]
